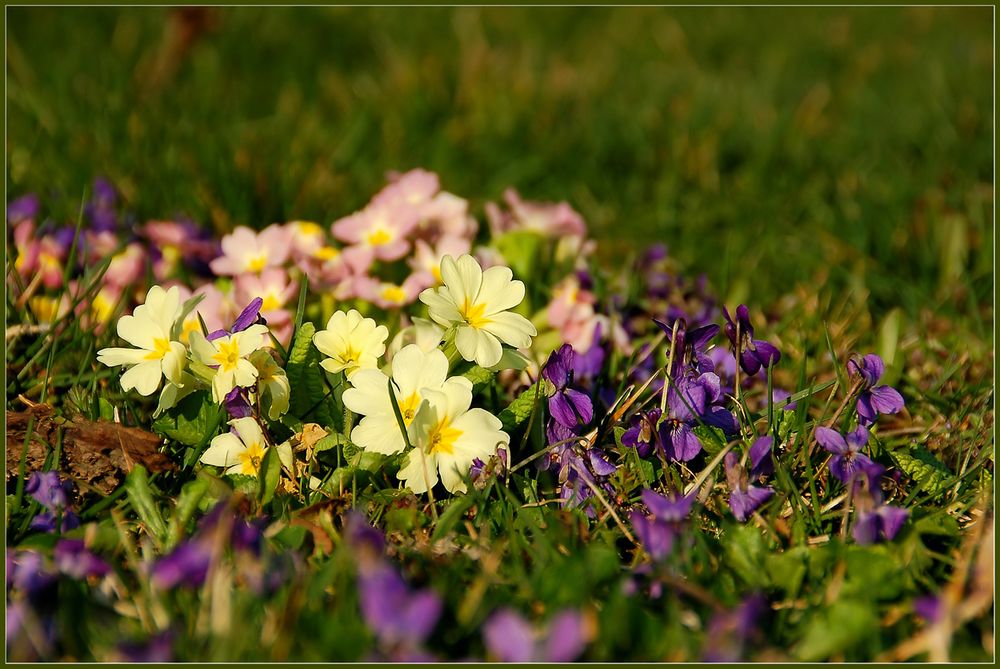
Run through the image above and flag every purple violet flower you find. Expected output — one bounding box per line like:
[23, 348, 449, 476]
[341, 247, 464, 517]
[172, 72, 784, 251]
[654, 318, 720, 378]
[630, 489, 695, 561]
[223, 386, 253, 419]
[913, 594, 943, 624]
[847, 354, 905, 425]
[702, 594, 768, 661]
[542, 344, 594, 429]
[723, 304, 781, 376]
[53, 539, 111, 580]
[207, 297, 265, 341]
[84, 177, 119, 232]
[358, 562, 443, 649]
[117, 631, 175, 662]
[815, 426, 883, 485]
[25, 472, 80, 533]
[150, 540, 212, 590]
[7, 194, 39, 223]
[724, 451, 774, 522]
[852, 504, 909, 545]
[482, 608, 588, 662]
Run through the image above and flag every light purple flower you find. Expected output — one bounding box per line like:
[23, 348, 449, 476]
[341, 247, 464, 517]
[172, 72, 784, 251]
[7, 194, 39, 223]
[848, 354, 905, 425]
[703, 594, 768, 661]
[358, 562, 443, 649]
[631, 489, 695, 561]
[724, 452, 774, 523]
[53, 539, 110, 580]
[815, 425, 883, 485]
[852, 505, 909, 545]
[150, 540, 212, 589]
[482, 608, 587, 662]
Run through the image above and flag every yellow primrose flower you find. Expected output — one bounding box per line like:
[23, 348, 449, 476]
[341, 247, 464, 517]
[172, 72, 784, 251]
[313, 309, 389, 379]
[97, 285, 187, 396]
[189, 324, 269, 403]
[419, 254, 536, 368]
[398, 380, 509, 494]
[200, 417, 291, 476]
[343, 345, 453, 455]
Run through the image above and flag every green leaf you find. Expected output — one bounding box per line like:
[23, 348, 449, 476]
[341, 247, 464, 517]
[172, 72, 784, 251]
[151, 391, 223, 447]
[499, 379, 555, 432]
[842, 545, 907, 601]
[165, 477, 210, 549]
[460, 364, 496, 390]
[229, 474, 260, 497]
[285, 322, 339, 429]
[765, 547, 808, 598]
[259, 444, 282, 506]
[724, 524, 769, 588]
[890, 445, 953, 496]
[125, 465, 167, 545]
[795, 600, 878, 661]
[273, 524, 307, 551]
[313, 431, 350, 454]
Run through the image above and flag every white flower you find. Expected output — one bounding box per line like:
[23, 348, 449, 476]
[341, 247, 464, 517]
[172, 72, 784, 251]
[343, 345, 453, 455]
[250, 349, 291, 421]
[200, 417, 291, 476]
[398, 380, 509, 494]
[419, 254, 536, 368]
[189, 324, 269, 403]
[97, 285, 187, 396]
[313, 309, 389, 378]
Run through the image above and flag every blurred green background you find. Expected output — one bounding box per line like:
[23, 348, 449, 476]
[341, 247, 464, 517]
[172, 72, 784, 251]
[6, 6, 993, 321]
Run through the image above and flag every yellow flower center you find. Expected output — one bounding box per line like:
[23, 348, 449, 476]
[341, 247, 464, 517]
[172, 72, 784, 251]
[261, 293, 282, 311]
[212, 339, 242, 372]
[145, 337, 173, 361]
[295, 221, 323, 237]
[380, 284, 407, 306]
[246, 253, 268, 272]
[366, 228, 392, 246]
[460, 300, 491, 328]
[39, 252, 61, 272]
[180, 318, 200, 344]
[315, 246, 340, 261]
[238, 442, 266, 475]
[30, 296, 61, 324]
[431, 265, 442, 283]
[398, 393, 421, 425]
[428, 420, 463, 456]
[91, 293, 115, 323]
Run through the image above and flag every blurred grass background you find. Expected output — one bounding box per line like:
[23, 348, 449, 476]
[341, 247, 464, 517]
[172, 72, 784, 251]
[6, 6, 993, 324]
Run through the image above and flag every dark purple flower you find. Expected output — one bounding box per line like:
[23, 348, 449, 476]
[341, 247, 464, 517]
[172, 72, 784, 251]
[723, 304, 781, 376]
[554, 447, 616, 518]
[724, 452, 774, 522]
[207, 297, 265, 341]
[358, 562, 442, 649]
[848, 354, 905, 426]
[151, 540, 212, 589]
[748, 435, 774, 479]
[482, 608, 587, 662]
[621, 409, 661, 458]
[53, 539, 110, 580]
[913, 594, 943, 624]
[703, 594, 768, 661]
[223, 386, 253, 419]
[7, 550, 56, 597]
[7, 194, 39, 223]
[852, 505, 909, 545]
[654, 318, 719, 378]
[117, 631, 174, 662]
[815, 426, 882, 485]
[29, 510, 81, 534]
[84, 178, 118, 232]
[631, 489, 695, 561]
[656, 372, 737, 462]
[542, 345, 594, 429]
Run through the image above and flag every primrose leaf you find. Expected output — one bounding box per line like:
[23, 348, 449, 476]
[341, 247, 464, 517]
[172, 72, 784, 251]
[151, 391, 223, 447]
[499, 379, 555, 432]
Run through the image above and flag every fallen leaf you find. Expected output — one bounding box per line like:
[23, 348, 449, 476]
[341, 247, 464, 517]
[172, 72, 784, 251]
[6, 405, 177, 495]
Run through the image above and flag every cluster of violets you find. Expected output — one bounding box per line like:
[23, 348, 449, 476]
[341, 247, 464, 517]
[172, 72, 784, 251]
[7, 171, 918, 661]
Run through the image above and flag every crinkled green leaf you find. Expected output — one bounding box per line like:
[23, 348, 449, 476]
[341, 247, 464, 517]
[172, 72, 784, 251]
[890, 445, 953, 496]
[461, 364, 496, 390]
[285, 322, 340, 430]
[499, 379, 555, 432]
[795, 600, 878, 661]
[151, 391, 223, 447]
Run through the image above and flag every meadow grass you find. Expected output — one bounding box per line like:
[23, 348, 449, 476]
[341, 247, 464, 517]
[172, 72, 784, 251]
[4, 5, 994, 662]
